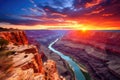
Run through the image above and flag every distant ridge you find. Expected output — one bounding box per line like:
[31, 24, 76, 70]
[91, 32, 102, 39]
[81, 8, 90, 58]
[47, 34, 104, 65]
[0, 27, 19, 31]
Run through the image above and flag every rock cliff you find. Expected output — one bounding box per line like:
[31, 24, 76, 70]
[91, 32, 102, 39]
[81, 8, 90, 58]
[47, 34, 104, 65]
[26, 30, 75, 80]
[0, 30, 65, 80]
[53, 30, 120, 80]
[0, 31, 28, 45]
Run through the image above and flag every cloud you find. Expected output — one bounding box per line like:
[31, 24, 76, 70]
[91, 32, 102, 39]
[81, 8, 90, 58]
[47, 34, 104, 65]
[0, 0, 120, 29]
[85, 0, 103, 8]
[102, 13, 113, 16]
[85, 8, 104, 15]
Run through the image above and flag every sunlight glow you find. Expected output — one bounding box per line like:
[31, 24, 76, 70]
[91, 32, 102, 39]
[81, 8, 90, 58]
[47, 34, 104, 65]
[81, 28, 87, 32]
[0, 22, 120, 30]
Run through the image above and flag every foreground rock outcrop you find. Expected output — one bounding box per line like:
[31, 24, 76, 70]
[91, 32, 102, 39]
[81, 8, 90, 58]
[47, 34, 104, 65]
[6, 45, 64, 80]
[0, 30, 65, 80]
[0, 31, 28, 45]
[53, 30, 120, 80]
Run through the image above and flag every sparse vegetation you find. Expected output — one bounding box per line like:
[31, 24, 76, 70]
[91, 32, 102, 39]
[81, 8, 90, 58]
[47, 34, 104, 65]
[0, 38, 14, 79]
[6, 51, 16, 56]
[0, 27, 19, 31]
[82, 71, 92, 80]
[0, 51, 16, 56]
[0, 27, 9, 31]
[0, 38, 9, 50]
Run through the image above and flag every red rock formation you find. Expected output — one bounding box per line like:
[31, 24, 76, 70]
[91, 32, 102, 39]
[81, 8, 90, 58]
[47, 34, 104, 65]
[0, 30, 64, 80]
[0, 31, 28, 45]
[21, 47, 44, 74]
[34, 53, 44, 73]
[57, 30, 120, 80]
[63, 30, 120, 54]
[44, 60, 64, 80]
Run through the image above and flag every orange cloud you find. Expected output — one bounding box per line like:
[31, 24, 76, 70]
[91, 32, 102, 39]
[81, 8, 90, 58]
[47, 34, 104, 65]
[102, 14, 113, 16]
[85, 8, 104, 15]
[51, 13, 67, 17]
[1, 18, 120, 30]
[85, 0, 103, 8]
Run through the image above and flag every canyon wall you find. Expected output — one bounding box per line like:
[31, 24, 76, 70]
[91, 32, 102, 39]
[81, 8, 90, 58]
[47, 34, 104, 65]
[0, 30, 64, 80]
[54, 30, 120, 80]
[63, 31, 120, 53]
[0, 31, 28, 45]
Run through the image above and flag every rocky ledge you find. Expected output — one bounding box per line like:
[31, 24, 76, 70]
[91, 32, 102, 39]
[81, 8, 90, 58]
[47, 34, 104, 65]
[0, 31, 28, 45]
[0, 30, 65, 80]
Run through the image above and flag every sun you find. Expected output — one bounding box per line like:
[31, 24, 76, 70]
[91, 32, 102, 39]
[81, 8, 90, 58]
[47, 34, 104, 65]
[81, 28, 87, 32]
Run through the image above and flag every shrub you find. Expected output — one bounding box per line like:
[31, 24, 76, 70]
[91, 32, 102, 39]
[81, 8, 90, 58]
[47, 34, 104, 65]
[0, 38, 9, 50]
[0, 51, 16, 57]
[6, 51, 16, 56]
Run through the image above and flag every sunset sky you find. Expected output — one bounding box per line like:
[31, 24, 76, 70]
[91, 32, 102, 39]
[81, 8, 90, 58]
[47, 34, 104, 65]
[0, 0, 120, 30]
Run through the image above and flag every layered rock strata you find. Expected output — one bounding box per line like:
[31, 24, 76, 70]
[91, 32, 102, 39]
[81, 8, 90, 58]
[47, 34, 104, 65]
[53, 31, 120, 80]
[0, 30, 65, 80]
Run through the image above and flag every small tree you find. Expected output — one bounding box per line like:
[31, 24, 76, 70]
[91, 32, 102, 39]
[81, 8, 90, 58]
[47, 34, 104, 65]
[0, 38, 9, 50]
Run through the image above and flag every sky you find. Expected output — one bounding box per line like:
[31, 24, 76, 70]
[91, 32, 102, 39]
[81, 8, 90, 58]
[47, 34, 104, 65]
[0, 0, 120, 30]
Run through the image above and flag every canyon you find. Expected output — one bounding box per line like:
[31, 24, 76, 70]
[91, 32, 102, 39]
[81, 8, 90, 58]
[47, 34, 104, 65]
[1, 29, 120, 80]
[53, 30, 120, 80]
[0, 29, 65, 80]
[26, 30, 75, 80]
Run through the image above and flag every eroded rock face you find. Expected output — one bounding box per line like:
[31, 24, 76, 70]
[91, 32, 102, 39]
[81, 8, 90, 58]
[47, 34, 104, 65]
[0, 30, 65, 80]
[62, 31, 120, 54]
[54, 31, 120, 80]
[0, 31, 28, 45]
[44, 60, 65, 80]
[6, 68, 45, 80]
[6, 44, 65, 80]
[5, 45, 44, 80]
[5, 44, 64, 80]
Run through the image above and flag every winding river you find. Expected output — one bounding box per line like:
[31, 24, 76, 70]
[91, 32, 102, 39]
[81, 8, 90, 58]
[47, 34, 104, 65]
[48, 38, 85, 80]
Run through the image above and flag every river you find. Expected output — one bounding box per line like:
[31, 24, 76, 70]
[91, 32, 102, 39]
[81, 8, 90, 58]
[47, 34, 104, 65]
[48, 38, 85, 80]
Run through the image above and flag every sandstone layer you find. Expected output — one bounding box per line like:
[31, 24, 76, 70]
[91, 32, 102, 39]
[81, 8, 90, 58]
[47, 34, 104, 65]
[0, 30, 65, 80]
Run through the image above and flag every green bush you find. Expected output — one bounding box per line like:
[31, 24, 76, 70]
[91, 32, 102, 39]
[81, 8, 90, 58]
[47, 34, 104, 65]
[0, 38, 9, 50]
[0, 38, 14, 79]
[6, 51, 16, 56]
[0, 51, 16, 57]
